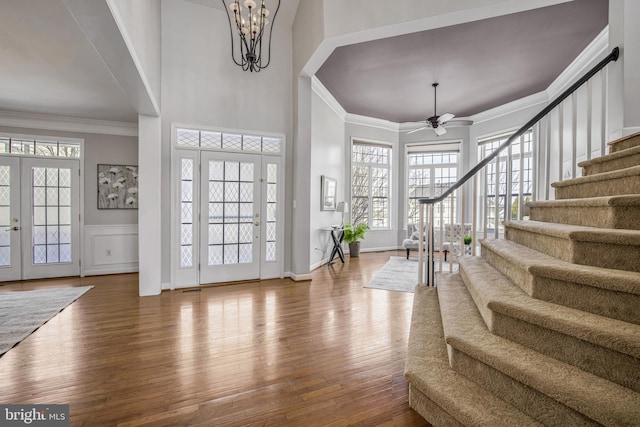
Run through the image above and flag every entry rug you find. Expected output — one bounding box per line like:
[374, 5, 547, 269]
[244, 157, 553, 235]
[0, 286, 93, 356]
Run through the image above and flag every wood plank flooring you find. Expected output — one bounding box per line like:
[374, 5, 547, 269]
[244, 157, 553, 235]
[0, 251, 431, 426]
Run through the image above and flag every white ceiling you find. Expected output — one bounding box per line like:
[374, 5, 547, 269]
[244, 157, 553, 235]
[0, 0, 138, 123]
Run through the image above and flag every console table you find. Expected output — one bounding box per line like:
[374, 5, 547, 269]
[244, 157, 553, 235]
[320, 227, 345, 265]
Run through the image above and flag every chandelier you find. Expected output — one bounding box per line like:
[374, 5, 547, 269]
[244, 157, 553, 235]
[221, 0, 280, 72]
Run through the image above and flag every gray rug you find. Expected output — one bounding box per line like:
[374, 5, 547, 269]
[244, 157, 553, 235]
[0, 286, 93, 356]
[365, 256, 456, 292]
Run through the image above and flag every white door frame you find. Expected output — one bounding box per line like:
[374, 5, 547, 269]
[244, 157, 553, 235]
[0, 157, 22, 281]
[0, 154, 83, 281]
[170, 124, 285, 289]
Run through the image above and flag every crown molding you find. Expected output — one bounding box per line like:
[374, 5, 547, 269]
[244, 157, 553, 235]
[311, 76, 347, 120]
[0, 110, 138, 137]
[546, 26, 609, 99]
[345, 113, 400, 132]
[470, 91, 548, 125]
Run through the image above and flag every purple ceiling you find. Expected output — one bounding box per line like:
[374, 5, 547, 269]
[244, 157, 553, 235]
[315, 0, 609, 123]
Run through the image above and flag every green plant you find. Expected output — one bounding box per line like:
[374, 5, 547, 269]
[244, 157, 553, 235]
[463, 235, 472, 245]
[343, 223, 370, 244]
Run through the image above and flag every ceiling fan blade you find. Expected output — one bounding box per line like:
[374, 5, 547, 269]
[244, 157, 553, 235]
[438, 113, 455, 123]
[406, 125, 428, 135]
[434, 125, 447, 136]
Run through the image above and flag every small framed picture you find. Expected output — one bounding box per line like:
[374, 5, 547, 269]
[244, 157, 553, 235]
[97, 164, 138, 209]
[321, 175, 337, 211]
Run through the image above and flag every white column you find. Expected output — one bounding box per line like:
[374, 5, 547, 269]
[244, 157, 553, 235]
[138, 115, 162, 296]
[608, 0, 640, 138]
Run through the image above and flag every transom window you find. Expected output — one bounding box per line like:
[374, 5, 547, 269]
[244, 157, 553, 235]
[350, 142, 391, 229]
[0, 136, 80, 158]
[176, 128, 282, 154]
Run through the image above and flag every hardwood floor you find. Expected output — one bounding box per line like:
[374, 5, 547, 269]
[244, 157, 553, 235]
[0, 251, 431, 426]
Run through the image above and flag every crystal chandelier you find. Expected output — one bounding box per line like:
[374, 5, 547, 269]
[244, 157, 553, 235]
[221, 0, 280, 72]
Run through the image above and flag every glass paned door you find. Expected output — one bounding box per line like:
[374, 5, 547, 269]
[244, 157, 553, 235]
[0, 157, 21, 281]
[21, 158, 80, 280]
[200, 152, 261, 284]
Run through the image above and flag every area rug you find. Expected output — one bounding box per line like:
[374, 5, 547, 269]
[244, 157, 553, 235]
[0, 286, 93, 356]
[365, 256, 457, 292]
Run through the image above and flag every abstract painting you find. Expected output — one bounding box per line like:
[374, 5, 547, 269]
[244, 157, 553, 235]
[98, 164, 138, 209]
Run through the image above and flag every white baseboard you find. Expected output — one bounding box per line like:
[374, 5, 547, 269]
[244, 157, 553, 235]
[286, 271, 313, 281]
[347, 245, 403, 254]
[84, 224, 139, 276]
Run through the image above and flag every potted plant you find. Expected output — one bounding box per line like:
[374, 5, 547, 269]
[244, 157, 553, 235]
[343, 223, 370, 257]
[463, 235, 472, 255]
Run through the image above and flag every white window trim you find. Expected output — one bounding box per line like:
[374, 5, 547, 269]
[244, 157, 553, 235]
[349, 138, 392, 231]
[403, 140, 461, 229]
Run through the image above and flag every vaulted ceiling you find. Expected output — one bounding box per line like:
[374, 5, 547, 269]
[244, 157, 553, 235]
[315, 0, 608, 123]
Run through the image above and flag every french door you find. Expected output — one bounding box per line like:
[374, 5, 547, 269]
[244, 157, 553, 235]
[199, 151, 262, 283]
[0, 156, 80, 281]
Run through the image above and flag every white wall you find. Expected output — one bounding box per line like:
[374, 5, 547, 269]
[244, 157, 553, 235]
[161, 0, 293, 283]
[108, 0, 162, 108]
[345, 120, 400, 252]
[309, 90, 345, 269]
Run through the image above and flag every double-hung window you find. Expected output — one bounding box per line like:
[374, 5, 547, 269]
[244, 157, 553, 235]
[351, 142, 391, 229]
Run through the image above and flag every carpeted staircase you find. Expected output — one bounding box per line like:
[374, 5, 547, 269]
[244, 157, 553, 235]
[405, 132, 640, 426]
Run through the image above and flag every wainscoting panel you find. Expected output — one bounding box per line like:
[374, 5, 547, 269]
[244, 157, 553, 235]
[84, 225, 138, 276]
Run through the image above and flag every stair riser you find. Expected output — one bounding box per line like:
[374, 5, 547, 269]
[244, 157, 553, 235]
[505, 227, 640, 273]
[491, 312, 640, 392]
[482, 246, 640, 324]
[609, 134, 640, 153]
[532, 276, 640, 325]
[504, 227, 573, 263]
[408, 385, 464, 427]
[582, 152, 640, 176]
[575, 240, 640, 273]
[449, 349, 597, 426]
[555, 174, 640, 199]
[529, 205, 640, 229]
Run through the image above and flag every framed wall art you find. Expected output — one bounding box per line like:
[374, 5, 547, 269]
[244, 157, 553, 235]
[321, 175, 337, 211]
[98, 164, 138, 209]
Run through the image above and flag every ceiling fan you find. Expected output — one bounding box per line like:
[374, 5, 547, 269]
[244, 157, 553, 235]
[407, 83, 455, 136]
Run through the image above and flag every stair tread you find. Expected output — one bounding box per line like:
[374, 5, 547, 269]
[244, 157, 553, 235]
[458, 256, 640, 358]
[528, 194, 640, 208]
[578, 144, 640, 167]
[551, 164, 640, 188]
[504, 220, 640, 245]
[437, 273, 640, 426]
[607, 131, 640, 147]
[405, 285, 543, 427]
[481, 238, 640, 295]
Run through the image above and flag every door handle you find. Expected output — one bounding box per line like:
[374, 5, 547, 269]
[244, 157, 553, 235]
[254, 221, 260, 226]
[6, 226, 20, 231]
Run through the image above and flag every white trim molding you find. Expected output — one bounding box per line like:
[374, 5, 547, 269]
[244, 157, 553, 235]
[286, 272, 313, 281]
[0, 110, 138, 137]
[546, 27, 609, 100]
[84, 224, 139, 276]
[311, 76, 347, 119]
